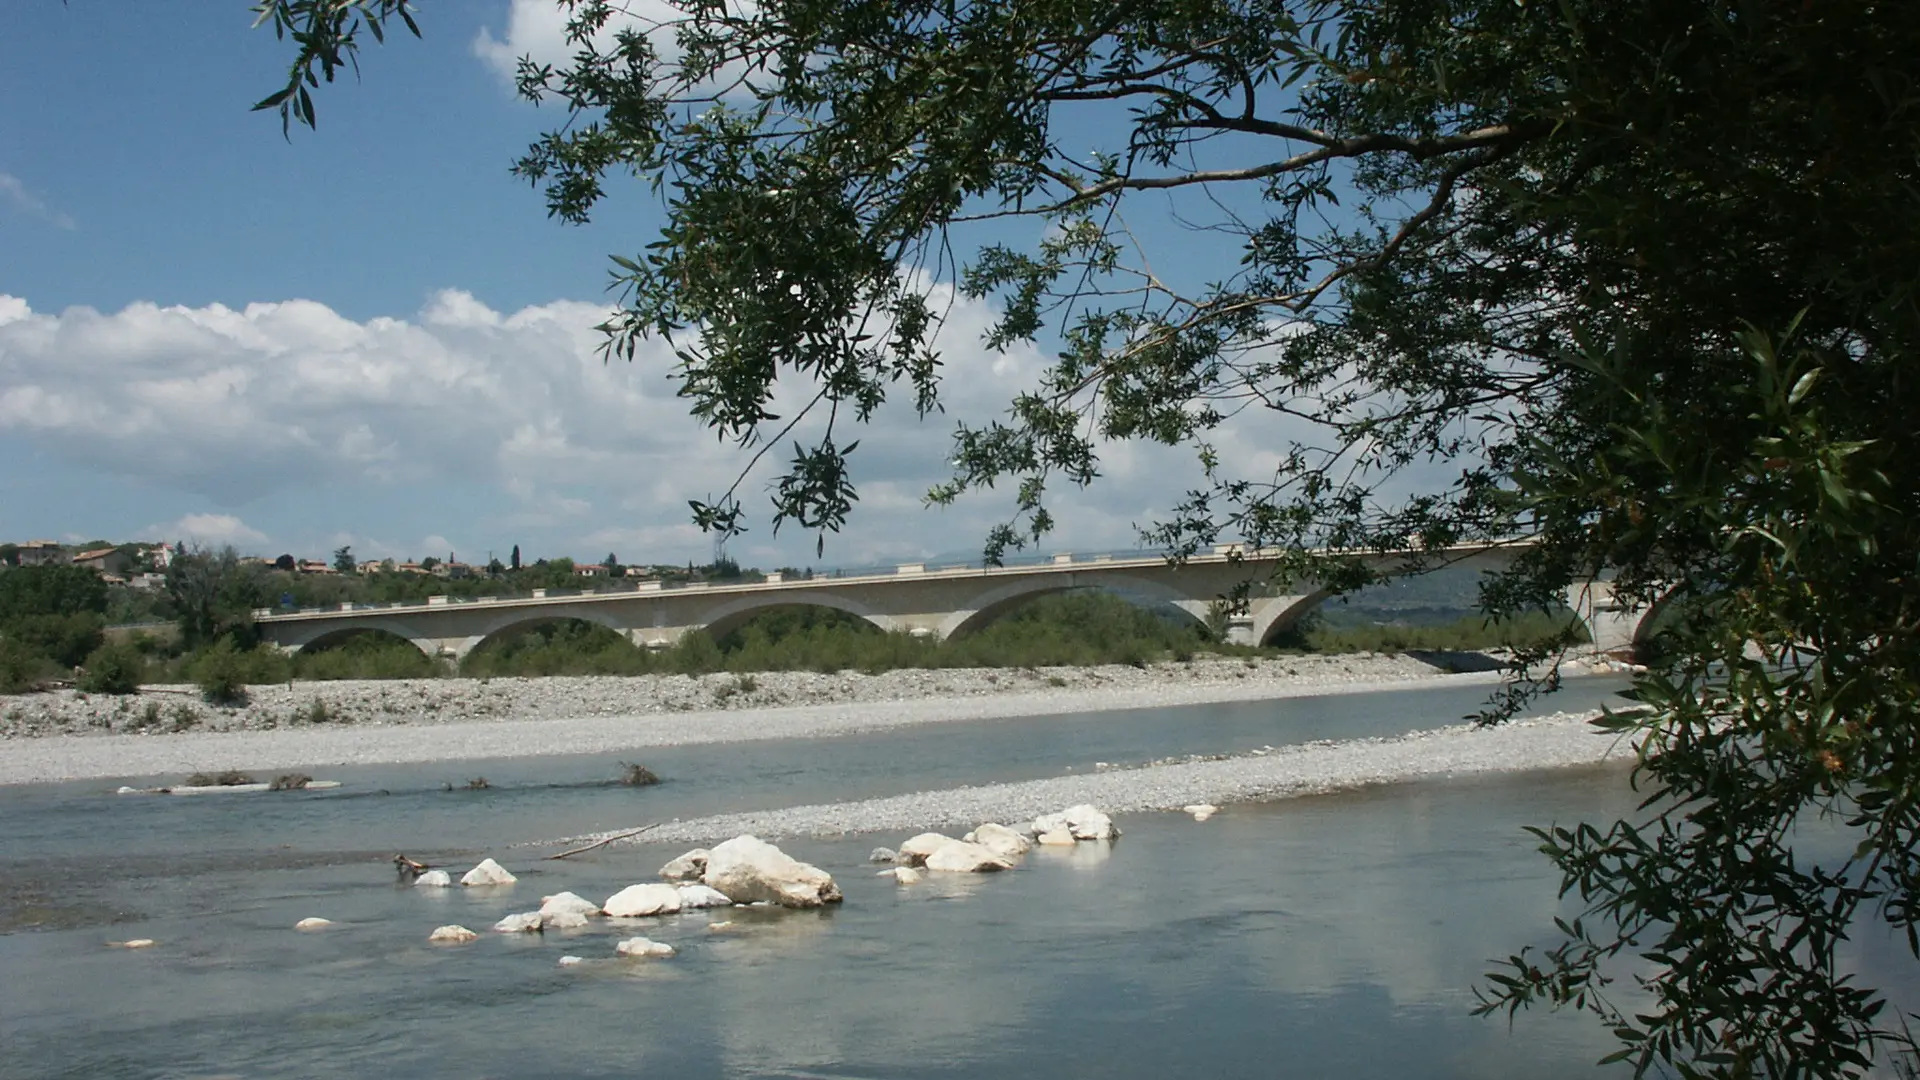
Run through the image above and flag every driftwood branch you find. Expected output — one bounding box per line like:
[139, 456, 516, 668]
[545, 822, 663, 861]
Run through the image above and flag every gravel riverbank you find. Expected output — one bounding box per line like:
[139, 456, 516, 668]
[559, 710, 1632, 848]
[0, 654, 1533, 785]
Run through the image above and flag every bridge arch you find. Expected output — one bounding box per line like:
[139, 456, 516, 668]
[277, 617, 439, 657]
[697, 593, 890, 642]
[465, 607, 634, 658]
[939, 573, 1213, 641]
[294, 624, 437, 658]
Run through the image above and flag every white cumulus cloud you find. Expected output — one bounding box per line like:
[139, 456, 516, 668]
[143, 513, 270, 548]
[0, 284, 1311, 565]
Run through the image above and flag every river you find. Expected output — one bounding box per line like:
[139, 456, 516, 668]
[0, 677, 1904, 1078]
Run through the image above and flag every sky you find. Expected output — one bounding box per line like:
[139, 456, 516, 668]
[0, 1, 1346, 570]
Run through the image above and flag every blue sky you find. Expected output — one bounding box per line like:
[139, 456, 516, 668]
[0, 2, 1357, 570]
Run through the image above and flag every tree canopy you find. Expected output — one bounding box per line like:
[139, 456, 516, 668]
[257, 0, 1920, 1074]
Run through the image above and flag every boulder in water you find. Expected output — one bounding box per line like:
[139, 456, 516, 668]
[868, 847, 898, 864]
[676, 883, 734, 909]
[896, 832, 957, 867]
[1036, 829, 1077, 846]
[542, 909, 592, 930]
[966, 823, 1033, 860]
[428, 925, 478, 944]
[539, 892, 601, 918]
[460, 858, 517, 886]
[925, 840, 1014, 873]
[1184, 804, 1218, 822]
[414, 869, 453, 888]
[492, 912, 544, 934]
[604, 883, 683, 918]
[1032, 804, 1119, 841]
[557, 955, 585, 967]
[704, 835, 842, 908]
[658, 848, 709, 882]
[293, 917, 333, 931]
[615, 936, 675, 958]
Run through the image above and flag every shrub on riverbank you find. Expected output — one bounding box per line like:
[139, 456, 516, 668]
[77, 642, 146, 695]
[1284, 610, 1588, 654]
[294, 632, 446, 680]
[189, 639, 291, 704]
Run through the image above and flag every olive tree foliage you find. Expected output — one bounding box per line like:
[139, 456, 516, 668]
[252, 0, 1920, 1074]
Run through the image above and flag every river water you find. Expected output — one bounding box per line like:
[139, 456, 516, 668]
[0, 677, 1906, 1078]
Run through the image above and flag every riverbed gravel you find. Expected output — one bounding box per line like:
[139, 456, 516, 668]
[561, 710, 1633, 847]
[0, 653, 1543, 785]
[0, 652, 1638, 786]
[0, 654, 1473, 741]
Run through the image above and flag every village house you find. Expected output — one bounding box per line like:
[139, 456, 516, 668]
[70, 546, 131, 575]
[577, 564, 608, 578]
[16, 540, 65, 566]
[141, 542, 175, 570]
[297, 559, 336, 574]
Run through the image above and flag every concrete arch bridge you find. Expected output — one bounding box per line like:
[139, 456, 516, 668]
[253, 546, 1654, 662]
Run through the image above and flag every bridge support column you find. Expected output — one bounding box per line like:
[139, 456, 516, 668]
[1565, 581, 1654, 657]
[627, 626, 690, 649]
[1247, 593, 1330, 646]
[412, 636, 482, 661]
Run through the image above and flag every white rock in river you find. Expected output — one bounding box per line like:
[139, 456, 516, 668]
[967, 822, 1033, 859]
[428, 925, 479, 944]
[658, 848, 709, 882]
[868, 847, 898, 864]
[892, 866, 922, 885]
[615, 936, 676, 958]
[293, 917, 333, 931]
[414, 869, 453, 888]
[703, 835, 843, 908]
[676, 883, 734, 909]
[896, 832, 957, 867]
[1036, 829, 1077, 846]
[925, 840, 1014, 873]
[539, 891, 601, 918]
[1184, 804, 1218, 822]
[460, 858, 518, 886]
[557, 955, 585, 967]
[1032, 804, 1119, 841]
[492, 911, 545, 933]
[541, 909, 592, 930]
[112, 938, 157, 949]
[604, 883, 683, 917]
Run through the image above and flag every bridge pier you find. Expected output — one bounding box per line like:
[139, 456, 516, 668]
[1564, 581, 1661, 657]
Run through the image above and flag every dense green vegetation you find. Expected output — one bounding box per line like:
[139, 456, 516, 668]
[0, 565, 108, 690]
[1297, 608, 1590, 655]
[458, 591, 1222, 677]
